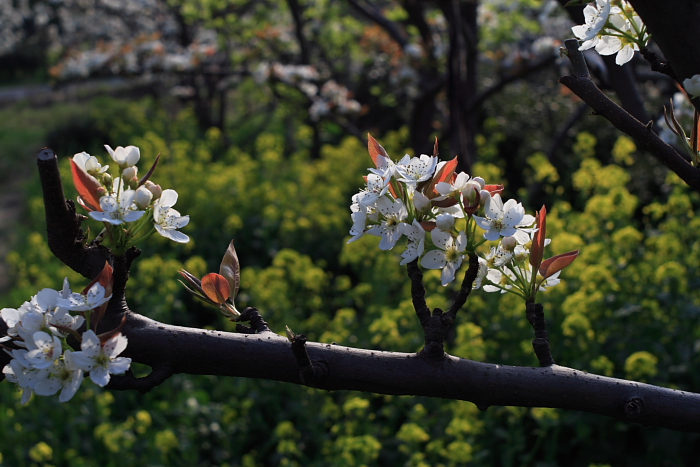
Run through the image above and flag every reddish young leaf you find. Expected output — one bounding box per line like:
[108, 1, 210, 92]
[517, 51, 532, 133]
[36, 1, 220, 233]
[484, 184, 504, 195]
[367, 134, 390, 168]
[420, 221, 437, 232]
[202, 273, 231, 304]
[424, 156, 458, 199]
[70, 159, 103, 212]
[219, 240, 241, 300]
[529, 206, 547, 269]
[539, 250, 579, 279]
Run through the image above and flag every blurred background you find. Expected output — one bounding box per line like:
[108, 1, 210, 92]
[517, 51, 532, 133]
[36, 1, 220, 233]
[0, 0, 699, 465]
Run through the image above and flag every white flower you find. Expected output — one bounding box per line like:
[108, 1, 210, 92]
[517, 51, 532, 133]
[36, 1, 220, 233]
[483, 267, 516, 293]
[105, 145, 140, 167]
[153, 189, 190, 243]
[347, 211, 368, 244]
[73, 152, 109, 174]
[420, 230, 467, 286]
[32, 352, 84, 402]
[71, 330, 131, 387]
[399, 220, 426, 265]
[25, 331, 63, 369]
[594, 7, 642, 65]
[435, 172, 471, 199]
[538, 270, 561, 291]
[3, 358, 48, 404]
[366, 197, 409, 250]
[683, 75, 700, 98]
[473, 257, 489, 290]
[56, 282, 111, 312]
[395, 154, 438, 188]
[357, 174, 390, 207]
[572, 0, 611, 46]
[89, 190, 146, 225]
[2, 302, 45, 344]
[473, 194, 528, 241]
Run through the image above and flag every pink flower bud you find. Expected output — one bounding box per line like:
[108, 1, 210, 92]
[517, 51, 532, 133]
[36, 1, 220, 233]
[146, 182, 163, 199]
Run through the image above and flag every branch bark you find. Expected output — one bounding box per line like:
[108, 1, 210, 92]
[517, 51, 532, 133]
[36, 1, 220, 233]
[559, 40, 700, 193]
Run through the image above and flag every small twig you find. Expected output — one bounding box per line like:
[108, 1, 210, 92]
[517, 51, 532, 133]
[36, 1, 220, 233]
[37, 148, 111, 280]
[235, 307, 270, 334]
[446, 253, 480, 319]
[525, 301, 555, 367]
[641, 48, 677, 81]
[407, 259, 430, 324]
[287, 328, 328, 386]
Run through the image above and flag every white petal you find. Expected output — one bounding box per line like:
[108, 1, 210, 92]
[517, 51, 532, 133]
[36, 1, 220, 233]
[421, 250, 447, 270]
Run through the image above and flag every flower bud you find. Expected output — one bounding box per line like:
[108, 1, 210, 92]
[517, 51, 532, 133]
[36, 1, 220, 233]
[128, 177, 139, 190]
[479, 190, 491, 206]
[101, 173, 113, 188]
[96, 186, 107, 197]
[462, 181, 481, 203]
[146, 181, 162, 199]
[435, 213, 455, 231]
[471, 177, 485, 190]
[684, 75, 700, 98]
[122, 166, 138, 181]
[501, 236, 517, 251]
[134, 186, 153, 209]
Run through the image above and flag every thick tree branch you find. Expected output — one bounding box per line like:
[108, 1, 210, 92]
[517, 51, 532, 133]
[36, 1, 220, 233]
[4, 311, 698, 432]
[559, 40, 700, 193]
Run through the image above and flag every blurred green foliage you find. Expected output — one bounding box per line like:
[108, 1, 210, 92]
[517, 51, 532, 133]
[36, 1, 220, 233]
[0, 94, 698, 466]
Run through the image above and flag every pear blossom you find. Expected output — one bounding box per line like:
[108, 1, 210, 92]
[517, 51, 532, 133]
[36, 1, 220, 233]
[473, 257, 489, 290]
[421, 230, 467, 286]
[399, 220, 426, 265]
[366, 197, 409, 250]
[483, 267, 517, 293]
[25, 332, 63, 369]
[73, 152, 109, 174]
[56, 282, 111, 312]
[347, 211, 368, 244]
[71, 330, 131, 387]
[153, 189, 190, 243]
[473, 194, 531, 241]
[683, 75, 700, 98]
[3, 358, 48, 404]
[572, 0, 611, 48]
[32, 352, 84, 402]
[594, 9, 641, 65]
[105, 144, 140, 167]
[435, 172, 471, 199]
[89, 190, 146, 225]
[356, 174, 389, 207]
[395, 154, 438, 188]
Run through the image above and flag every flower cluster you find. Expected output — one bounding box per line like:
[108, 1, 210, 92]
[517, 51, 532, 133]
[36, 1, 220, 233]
[72, 144, 189, 252]
[571, 0, 650, 66]
[348, 136, 578, 298]
[1, 265, 131, 404]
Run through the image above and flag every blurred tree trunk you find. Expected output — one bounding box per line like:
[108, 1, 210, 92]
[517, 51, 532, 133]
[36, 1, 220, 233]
[439, 0, 479, 173]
